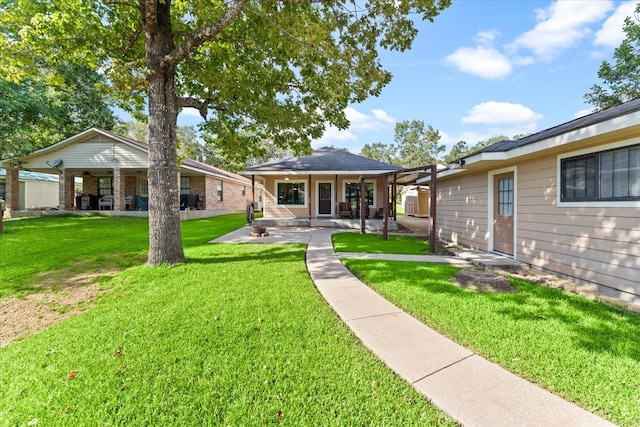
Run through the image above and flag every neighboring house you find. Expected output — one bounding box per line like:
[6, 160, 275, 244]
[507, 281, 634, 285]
[432, 98, 640, 304]
[0, 168, 61, 210]
[242, 147, 403, 228]
[0, 128, 258, 218]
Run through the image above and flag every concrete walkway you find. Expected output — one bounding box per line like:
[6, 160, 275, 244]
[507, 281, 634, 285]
[212, 226, 616, 426]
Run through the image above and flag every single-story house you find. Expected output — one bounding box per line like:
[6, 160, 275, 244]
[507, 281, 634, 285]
[241, 147, 403, 230]
[431, 98, 640, 304]
[0, 128, 260, 218]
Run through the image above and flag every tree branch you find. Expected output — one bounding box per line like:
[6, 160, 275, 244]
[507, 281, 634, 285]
[164, 0, 247, 68]
[177, 96, 211, 119]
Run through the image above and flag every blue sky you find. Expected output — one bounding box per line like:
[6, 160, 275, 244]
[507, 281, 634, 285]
[172, 0, 637, 155]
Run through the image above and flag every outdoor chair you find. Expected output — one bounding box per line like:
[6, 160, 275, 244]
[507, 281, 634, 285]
[338, 202, 352, 218]
[124, 195, 134, 211]
[98, 195, 114, 210]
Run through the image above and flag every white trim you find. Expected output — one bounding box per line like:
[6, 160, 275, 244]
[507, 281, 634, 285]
[243, 169, 399, 176]
[488, 166, 517, 260]
[556, 137, 640, 208]
[464, 110, 640, 167]
[316, 180, 334, 217]
[274, 178, 308, 208]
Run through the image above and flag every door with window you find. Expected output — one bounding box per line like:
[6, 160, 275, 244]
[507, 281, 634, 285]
[493, 172, 514, 255]
[317, 182, 332, 216]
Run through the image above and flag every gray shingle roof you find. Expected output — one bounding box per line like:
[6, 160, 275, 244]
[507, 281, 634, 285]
[245, 147, 403, 173]
[469, 98, 640, 157]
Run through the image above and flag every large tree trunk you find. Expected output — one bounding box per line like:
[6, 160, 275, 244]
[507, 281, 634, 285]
[145, 0, 186, 266]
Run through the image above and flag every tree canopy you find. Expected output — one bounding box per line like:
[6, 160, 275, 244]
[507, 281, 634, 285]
[0, 64, 116, 160]
[584, 4, 640, 110]
[0, 0, 451, 265]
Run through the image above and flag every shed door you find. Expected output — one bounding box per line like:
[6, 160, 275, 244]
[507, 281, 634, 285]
[493, 172, 514, 256]
[318, 182, 332, 216]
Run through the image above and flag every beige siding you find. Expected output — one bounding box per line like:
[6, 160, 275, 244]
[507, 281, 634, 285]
[517, 156, 640, 296]
[23, 181, 59, 209]
[436, 170, 489, 249]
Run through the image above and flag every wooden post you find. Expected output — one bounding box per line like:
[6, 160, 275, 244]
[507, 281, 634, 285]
[360, 177, 366, 234]
[382, 174, 389, 241]
[429, 164, 437, 253]
[251, 175, 255, 222]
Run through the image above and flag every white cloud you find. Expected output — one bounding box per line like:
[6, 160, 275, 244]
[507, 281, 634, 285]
[594, 1, 637, 47]
[312, 107, 396, 149]
[508, 0, 614, 61]
[444, 45, 512, 79]
[573, 108, 594, 119]
[462, 101, 543, 125]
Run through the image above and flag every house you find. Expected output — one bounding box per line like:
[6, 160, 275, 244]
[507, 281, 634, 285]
[241, 147, 403, 230]
[0, 128, 259, 219]
[432, 98, 640, 304]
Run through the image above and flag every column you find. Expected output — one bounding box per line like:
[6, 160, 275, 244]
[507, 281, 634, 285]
[113, 168, 125, 211]
[6, 167, 20, 211]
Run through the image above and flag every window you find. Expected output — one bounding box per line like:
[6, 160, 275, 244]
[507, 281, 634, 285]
[139, 179, 148, 195]
[498, 177, 514, 215]
[344, 182, 373, 206]
[217, 180, 223, 201]
[0, 182, 5, 200]
[180, 176, 191, 195]
[561, 144, 640, 202]
[241, 186, 246, 196]
[277, 181, 305, 205]
[98, 177, 113, 196]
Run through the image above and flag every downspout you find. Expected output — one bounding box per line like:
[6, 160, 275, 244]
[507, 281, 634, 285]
[334, 174, 338, 219]
[308, 174, 312, 222]
[251, 174, 255, 222]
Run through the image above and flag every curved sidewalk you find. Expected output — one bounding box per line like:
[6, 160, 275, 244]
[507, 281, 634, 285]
[213, 226, 615, 426]
[305, 231, 615, 427]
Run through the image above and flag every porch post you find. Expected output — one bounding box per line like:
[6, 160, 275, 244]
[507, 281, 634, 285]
[59, 168, 74, 211]
[360, 177, 366, 234]
[382, 174, 389, 240]
[113, 167, 124, 211]
[392, 173, 397, 220]
[334, 174, 338, 219]
[6, 167, 19, 212]
[307, 174, 313, 221]
[251, 175, 255, 222]
[429, 164, 437, 253]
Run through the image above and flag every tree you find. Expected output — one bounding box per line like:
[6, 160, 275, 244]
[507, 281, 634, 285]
[0, 64, 116, 159]
[443, 140, 468, 164]
[360, 142, 398, 164]
[584, 4, 640, 110]
[1, 0, 451, 265]
[394, 120, 445, 167]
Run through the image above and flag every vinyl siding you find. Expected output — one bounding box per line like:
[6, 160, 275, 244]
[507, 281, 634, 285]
[517, 156, 640, 297]
[436, 170, 489, 249]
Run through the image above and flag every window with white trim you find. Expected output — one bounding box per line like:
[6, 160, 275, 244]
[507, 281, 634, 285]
[561, 144, 640, 202]
[217, 180, 223, 201]
[277, 181, 305, 205]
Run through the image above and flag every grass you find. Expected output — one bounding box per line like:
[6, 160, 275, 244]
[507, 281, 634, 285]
[0, 214, 455, 426]
[332, 232, 429, 255]
[339, 258, 640, 427]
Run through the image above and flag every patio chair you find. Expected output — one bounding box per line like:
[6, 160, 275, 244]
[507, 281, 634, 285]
[338, 202, 352, 218]
[98, 194, 114, 210]
[124, 195, 134, 211]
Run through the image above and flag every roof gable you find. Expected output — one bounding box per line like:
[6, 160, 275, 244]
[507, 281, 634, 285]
[244, 147, 402, 174]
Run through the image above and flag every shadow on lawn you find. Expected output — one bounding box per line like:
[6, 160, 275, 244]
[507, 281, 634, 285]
[186, 243, 307, 266]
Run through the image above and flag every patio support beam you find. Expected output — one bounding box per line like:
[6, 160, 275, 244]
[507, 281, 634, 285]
[334, 174, 338, 219]
[382, 173, 389, 240]
[251, 174, 255, 222]
[392, 173, 397, 221]
[360, 177, 366, 234]
[429, 164, 437, 253]
[60, 168, 74, 211]
[114, 167, 125, 211]
[308, 174, 312, 220]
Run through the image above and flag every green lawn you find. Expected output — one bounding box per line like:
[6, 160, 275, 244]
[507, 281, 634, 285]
[332, 231, 428, 255]
[336, 233, 640, 427]
[0, 215, 455, 426]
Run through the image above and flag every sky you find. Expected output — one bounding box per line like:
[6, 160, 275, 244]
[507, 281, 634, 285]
[171, 0, 638, 155]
